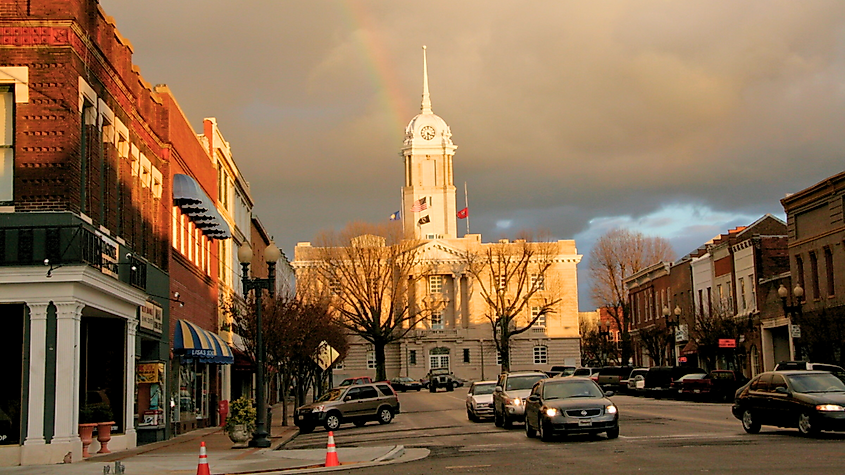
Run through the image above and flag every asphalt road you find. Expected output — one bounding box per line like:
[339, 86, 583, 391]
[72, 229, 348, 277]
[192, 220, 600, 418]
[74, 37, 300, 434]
[285, 387, 845, 474]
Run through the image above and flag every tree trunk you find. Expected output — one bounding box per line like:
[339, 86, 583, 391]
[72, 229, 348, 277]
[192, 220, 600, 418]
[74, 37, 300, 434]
[500, 333, 511, 372]
[375, 342, 387, 381]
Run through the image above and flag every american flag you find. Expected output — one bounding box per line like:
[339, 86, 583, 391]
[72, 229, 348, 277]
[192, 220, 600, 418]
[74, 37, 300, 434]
[410, 197, 428, 212]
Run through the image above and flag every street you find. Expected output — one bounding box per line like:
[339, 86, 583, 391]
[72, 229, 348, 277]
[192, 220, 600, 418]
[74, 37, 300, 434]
[286, 387, 845, 474]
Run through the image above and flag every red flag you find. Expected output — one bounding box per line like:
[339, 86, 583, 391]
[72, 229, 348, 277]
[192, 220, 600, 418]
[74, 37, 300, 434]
[457, 207, 469, 219]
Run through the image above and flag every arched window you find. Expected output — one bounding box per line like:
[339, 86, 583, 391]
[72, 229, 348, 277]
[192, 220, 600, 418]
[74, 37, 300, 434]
[429, 347, 450, 370]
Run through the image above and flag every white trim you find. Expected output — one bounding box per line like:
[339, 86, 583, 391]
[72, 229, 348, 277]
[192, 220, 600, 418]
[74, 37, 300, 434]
[0, 66, 29, 103]
[78, 76, 96, 112]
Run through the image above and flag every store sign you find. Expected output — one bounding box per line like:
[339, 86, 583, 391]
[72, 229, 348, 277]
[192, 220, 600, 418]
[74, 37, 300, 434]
[675, 324, 688, 343]
[718, 338, 737, 348]
[98, 233, 120, 278]
[136, 363, 164, 383]
[791, 324, 802, 338]
[140, 301, 163, 334]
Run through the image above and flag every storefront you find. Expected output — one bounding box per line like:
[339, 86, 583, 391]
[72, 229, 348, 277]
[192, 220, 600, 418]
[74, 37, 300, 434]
[171, 320, 233, 434]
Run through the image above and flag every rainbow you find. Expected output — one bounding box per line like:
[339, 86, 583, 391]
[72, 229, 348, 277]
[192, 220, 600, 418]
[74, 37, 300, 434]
[338, 1, 414, 133]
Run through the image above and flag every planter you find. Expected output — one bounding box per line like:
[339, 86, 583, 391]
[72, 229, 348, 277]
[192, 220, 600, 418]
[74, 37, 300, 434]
[96, 422, 114, 454]
[228, 424, 251, 448]
[78, 423, 97, 458]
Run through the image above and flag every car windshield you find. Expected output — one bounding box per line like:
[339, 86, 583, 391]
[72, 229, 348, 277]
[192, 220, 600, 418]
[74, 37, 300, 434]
[559, 368, 576, 377]
[544, 381, 603, 399]
[316, 388, 345, 402]
[506, 374, 546, 390]
[472, 383, 495, 395]
[787, 373, 845, 393]
[573, 369, 593, 376]
[680, 373, 707, 380]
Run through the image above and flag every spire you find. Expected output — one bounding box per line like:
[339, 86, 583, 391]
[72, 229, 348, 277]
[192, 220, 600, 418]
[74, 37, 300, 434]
[421, 45, 432, 114]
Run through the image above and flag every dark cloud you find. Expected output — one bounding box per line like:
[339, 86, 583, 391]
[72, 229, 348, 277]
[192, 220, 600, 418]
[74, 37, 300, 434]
[101, 0, 845, 308]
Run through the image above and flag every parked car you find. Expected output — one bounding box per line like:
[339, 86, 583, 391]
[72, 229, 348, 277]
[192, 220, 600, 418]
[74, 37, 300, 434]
[424, 368, 459, 392]
[671, 373, 708, 399]
[493, 371, 548, 428]
[337, 376, 373, 387]
[524, 377, 619, 441]
[570, 367, 601, 382]
[644, 366, 706, 398]
[732, 370, 845, 436]
[294, 382, 399, 433]
[389, 377, 422, 392]
[466, 380, 497, 422]
[597, 366, 634, 392]
[626, 368, 649, 395]
[679, 370, 749, 402]
[774, 361, 845, 382]
[546, 365, 577, 378]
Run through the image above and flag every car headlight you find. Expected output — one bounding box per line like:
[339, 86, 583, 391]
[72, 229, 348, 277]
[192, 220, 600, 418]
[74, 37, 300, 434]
[544, 407, 558, 417]
[313, 405, 327, 412]
[816, 404, 845, 412]
[606, 405, 618, 415]
[509, 397, 522, 406]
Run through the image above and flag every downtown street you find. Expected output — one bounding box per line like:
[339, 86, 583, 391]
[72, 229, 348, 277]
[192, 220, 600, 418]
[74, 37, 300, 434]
[286, 387, 845, 475]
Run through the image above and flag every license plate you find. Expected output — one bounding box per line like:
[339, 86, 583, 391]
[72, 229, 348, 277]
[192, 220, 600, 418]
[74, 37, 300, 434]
[578, 419, 592, 427]
[694, 389, 700, 393]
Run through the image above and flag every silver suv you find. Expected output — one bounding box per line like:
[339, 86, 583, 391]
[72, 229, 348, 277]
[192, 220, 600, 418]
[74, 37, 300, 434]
[493, 371, 547, 429]
[294, 382, 400, 433]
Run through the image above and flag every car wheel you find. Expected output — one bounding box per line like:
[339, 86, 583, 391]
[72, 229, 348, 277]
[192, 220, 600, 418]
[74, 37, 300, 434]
[502, 413, 513, 429]
[741, 409, 760, 434]
[416, 388, 421, 392]
[377, 406, 394, 424]
[298, 424, 314, 434]
[606, 426, 619, 439]
[467, 409, 477, 422]
[447, 383, 454, 392]
[525, 415, 536, 438]
[429, 385, 437, 393]
[494, 408, 503, 427]
[798, 413, 819, 436]
[324, 412, 342, 431]
[539, 418, 554, 442]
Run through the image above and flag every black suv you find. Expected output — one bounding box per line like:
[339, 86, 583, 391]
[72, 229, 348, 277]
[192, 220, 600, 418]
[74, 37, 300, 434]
[426, 368, 458, 392]
[644, 366, 706, 398]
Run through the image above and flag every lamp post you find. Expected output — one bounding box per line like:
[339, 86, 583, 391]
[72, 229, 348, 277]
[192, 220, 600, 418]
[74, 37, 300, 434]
[778, 283, 805, 361]
[663, 306, 681, 365]
[238, 242, 281, 448]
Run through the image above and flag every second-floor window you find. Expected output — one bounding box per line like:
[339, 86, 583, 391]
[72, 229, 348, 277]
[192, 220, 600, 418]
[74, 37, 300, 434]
[809, 251, 820, 300]
[531, 306, 546, 327]
[430, 311, 444, 330]
[739, 278, 746, 311]
[0, 86, 14, 202]
[429, 275, 443, 294]
[824, 247, 835, 297]
[530, 273, 545, 291]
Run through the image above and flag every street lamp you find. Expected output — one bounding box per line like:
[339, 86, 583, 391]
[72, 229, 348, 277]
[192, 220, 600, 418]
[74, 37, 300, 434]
[778, 283, 804, 361]
[239, 242, 281, 448]
[663, 306, 681, 365]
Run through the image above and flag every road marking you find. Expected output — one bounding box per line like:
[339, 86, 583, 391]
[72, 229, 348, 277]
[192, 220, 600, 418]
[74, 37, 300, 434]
[445, 465, 492, 469]
[620, 433, 745, 440]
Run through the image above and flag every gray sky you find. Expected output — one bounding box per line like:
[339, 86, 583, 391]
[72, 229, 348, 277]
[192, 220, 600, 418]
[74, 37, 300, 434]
[100, 1, 845, 310]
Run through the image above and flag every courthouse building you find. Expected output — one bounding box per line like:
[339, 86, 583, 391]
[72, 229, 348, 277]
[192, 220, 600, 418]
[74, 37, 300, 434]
[294, 49, 582, 381]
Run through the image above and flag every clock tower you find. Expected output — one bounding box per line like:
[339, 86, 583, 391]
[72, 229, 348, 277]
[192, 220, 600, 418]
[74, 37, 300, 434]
[401, 46, 458, 239]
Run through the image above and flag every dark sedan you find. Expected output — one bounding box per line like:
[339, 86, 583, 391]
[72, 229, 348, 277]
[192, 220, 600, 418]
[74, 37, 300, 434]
[389, 377, 422, 392]
[732, 370, 845, 436]
[524, 377, 619, 441]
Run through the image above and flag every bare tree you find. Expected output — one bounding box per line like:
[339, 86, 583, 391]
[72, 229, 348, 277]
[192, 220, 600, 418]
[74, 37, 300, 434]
[636, 324, 674, 366]
[690, 304, 752, 372]
[297, 222, 431, 381]
[588, 228, 675, 365]
[463, 233, 562, 372]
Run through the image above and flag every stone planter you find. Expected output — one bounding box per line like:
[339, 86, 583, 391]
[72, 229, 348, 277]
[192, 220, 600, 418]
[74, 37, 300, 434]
[96, 422, 114, 454]
[78, 423, 97, 458]
[228, 424, 251, 448]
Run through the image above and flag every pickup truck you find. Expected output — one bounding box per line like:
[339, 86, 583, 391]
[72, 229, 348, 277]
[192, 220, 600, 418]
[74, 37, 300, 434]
[679, 370, 748, 402]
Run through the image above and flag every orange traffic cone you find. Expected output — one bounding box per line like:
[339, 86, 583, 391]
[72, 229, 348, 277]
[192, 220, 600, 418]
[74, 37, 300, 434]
[324, 431, 340, 467]
[197, 441, 211, 475]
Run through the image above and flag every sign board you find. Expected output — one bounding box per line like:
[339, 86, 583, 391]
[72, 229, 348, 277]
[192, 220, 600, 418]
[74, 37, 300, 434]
[675, 324, 688, 343]
[791, 324, 802, 339]
[136, 362, 164, 383]
[718, 338, 737, 348]
[140, 301, 163, 334]
[678, 356, 688, 363]
[314, 341, 340, 371]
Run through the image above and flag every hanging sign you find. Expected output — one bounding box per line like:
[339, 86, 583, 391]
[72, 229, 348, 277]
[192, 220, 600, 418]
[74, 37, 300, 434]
[140, 301, 163, 334]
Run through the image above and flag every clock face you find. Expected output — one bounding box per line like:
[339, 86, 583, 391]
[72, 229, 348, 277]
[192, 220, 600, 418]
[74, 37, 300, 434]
[420, 126, 436, 140]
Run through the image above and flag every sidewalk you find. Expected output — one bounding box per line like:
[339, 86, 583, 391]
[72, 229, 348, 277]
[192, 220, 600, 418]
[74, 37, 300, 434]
[0, 402, 428, 475]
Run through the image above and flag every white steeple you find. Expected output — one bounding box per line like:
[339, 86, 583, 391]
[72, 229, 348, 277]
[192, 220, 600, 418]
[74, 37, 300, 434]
[400, 46, 458, 240]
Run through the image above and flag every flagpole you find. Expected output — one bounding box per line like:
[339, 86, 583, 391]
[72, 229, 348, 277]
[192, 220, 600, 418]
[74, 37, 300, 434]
[464, 181, 470, 235]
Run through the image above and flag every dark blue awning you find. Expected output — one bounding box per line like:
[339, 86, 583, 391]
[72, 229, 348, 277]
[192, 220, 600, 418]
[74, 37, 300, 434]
[173, 319, 234, 364]
[173, 174, 231, 240]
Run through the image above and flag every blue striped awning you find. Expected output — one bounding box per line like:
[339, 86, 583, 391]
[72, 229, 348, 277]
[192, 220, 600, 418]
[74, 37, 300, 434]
[173, 320, 234, 364]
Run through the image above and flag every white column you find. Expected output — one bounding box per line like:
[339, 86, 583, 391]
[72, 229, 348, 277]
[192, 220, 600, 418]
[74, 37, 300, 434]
[51, 301, 84, 444]
[125, 317, 138, 444]
[452, 274, 462, 328]
[24, 302, 51, 447]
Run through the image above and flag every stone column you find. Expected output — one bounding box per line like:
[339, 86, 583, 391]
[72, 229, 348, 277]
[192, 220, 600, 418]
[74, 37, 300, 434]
[24, 302, 51, 447]
[51, 301, 84, 444]
[124, 317, 138, 444]
[451, 274, 462, 329]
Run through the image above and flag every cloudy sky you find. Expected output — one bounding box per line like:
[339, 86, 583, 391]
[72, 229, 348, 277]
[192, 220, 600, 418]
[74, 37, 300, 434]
[100, 1, 845, 310]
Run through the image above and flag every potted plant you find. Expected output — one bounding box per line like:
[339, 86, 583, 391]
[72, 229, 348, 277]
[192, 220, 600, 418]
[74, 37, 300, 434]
[89, 402, 114, 454]
[224, 396, 256, 448]
[78, 405, 98, 458]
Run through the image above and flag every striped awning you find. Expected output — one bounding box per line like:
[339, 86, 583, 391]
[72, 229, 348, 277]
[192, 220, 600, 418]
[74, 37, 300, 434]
[172, 174, 232, 240]
[173, 320, 234, 364]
